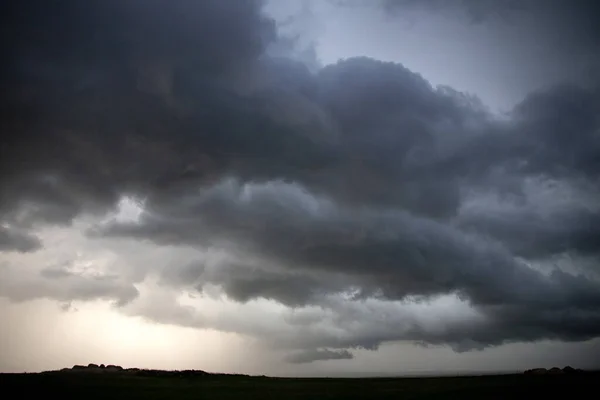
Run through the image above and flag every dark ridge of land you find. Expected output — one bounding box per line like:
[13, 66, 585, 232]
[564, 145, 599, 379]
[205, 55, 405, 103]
[1, 365, 598, 399]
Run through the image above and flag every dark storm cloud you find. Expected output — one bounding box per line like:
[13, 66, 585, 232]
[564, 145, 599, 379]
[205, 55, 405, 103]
[286, 296, 600, 354]
[98, 178, 600, 308]
[457, 196, 600, 258]
[96, 177, 600, 354]
[285, 349, 354, 364]
[0, 0, 493, 227]
[0, 226, 42, 252]
[3, 0, 600, 362]
[511, 84, 600, 177]
[0, 0, 278, 225]
[194, 262, 346, 308]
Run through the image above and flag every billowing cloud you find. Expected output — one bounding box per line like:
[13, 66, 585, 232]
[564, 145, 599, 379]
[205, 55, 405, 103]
[1, 0, 600, 364]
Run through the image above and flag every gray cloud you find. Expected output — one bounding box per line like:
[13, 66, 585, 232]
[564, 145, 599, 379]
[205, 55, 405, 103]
[93, 178, 600, 356]
[2, 0, 600, 363]
[378, 0, 548, 22]
[0, 226, 42, 253]
[196, 262, 347, 308]
[0, 263, 138, 307]
[1, 0, 278, 226]
[286, 349, 354, 363]
[379, 0, 600, 33]
[383, 0, 600, 81]
[456, 178, 600, 259]
[92, 180, 548, 303]
[40, 266, 74, 280]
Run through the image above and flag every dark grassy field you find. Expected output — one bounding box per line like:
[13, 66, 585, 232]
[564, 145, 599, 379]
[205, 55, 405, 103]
[1, 370, 598, 399]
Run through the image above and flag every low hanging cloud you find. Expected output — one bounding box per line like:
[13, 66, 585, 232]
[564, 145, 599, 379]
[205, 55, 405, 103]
[286, 349, 354, 364]
[1, 262, 138, 307]
[0, 226, 42, 253]
[93, 178, 600, 353]
[1, 0, 600, 363]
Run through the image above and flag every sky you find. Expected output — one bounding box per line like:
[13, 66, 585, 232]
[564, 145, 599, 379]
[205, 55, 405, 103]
[1, 0, 599, 376]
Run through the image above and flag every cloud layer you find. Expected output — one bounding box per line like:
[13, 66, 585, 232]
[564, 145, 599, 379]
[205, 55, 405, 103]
[1, 0, 599, 364]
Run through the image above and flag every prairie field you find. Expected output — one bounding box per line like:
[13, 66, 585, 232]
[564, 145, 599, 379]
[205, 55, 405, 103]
[1, 370, 598, 399]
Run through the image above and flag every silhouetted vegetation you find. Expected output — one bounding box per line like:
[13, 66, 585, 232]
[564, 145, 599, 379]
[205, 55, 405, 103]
[523, 366, 586, 375]
[1, 366, 598, 399]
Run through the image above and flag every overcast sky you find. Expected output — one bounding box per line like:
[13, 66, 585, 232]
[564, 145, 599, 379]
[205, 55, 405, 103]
[1, 0, 599, 376]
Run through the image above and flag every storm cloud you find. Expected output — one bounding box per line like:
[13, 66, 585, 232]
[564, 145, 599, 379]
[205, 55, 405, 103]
[0, 226, 41, 253]
[1, 0, 599, 364]
[286, 349, 354, 364]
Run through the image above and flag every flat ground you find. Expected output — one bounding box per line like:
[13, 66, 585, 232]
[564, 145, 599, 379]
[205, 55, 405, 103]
[1, 370, 598, 399]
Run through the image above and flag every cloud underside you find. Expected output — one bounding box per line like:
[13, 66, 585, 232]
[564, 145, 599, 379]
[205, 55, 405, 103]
[1, 0, 600, 363]
[0, 226, 42, 252]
